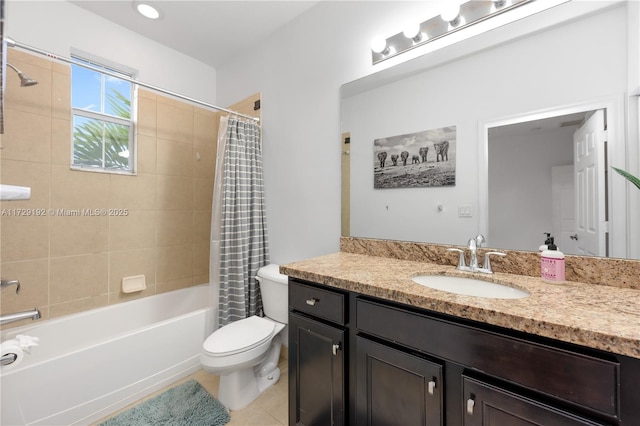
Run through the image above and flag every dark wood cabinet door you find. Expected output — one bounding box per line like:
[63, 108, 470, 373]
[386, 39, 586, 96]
[463, 377, 606, 426]
[356, 336, 444, 426]
[289, 312, 345, 426]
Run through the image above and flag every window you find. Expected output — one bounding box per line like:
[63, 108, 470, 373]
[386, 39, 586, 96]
[71, 54, 135, 173]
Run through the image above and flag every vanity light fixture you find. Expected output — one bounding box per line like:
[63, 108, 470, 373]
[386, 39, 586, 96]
[371, 0, 533, 65]
[134, 1, 162, 20]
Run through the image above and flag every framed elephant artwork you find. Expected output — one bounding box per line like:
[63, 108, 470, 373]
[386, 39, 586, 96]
[373, 126, 456, 189]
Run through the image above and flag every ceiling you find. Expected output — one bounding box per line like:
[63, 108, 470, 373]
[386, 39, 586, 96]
[69, 1, 321, 68]
[488, 112, 588, 138]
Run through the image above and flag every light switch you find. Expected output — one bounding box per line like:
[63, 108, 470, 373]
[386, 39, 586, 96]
[458, 205, 472, 217]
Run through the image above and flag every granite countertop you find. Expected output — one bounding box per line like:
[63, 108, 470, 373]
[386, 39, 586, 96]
[281, 252, 640, 359]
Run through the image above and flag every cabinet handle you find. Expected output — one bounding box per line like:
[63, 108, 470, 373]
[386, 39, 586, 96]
[332, 343, 341, 355]
[306, 298, 318, 306]
[428, 380, 436, 395]
[466, 398, 475, 415]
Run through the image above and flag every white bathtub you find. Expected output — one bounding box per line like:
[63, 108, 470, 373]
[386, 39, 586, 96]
[1, 285, 214, 426]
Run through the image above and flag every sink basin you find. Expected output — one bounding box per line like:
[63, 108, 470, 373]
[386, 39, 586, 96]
[412, 275, 529, 299]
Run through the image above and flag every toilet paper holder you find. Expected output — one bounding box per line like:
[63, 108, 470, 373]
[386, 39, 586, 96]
[0, 335, 39, 369]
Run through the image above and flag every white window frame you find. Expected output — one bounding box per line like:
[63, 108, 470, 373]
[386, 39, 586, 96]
[70, 49, 137, 175]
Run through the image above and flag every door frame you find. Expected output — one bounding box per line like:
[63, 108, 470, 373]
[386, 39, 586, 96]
[478, 95, 627, 258]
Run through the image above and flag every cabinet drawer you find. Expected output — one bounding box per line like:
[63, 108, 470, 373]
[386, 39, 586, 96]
[357, 299, 620, 418]
[289, 280, 346, 325]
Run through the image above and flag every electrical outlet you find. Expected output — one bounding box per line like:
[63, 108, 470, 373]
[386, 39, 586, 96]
[458, 205, 472, 217]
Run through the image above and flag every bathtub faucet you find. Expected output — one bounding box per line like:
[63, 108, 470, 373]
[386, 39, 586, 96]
[1, 279, 21, 294]
[0, 308, 41, 325]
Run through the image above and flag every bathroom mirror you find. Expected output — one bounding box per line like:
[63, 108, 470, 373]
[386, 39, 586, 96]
[341, 1, 639, 259]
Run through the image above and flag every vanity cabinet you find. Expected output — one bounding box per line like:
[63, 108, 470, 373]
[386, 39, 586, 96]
[289, 278, 640, 426]
[356, 299, 619, 424]
[288, 279, 347, 426]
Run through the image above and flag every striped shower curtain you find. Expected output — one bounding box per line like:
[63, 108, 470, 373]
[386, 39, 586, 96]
[213, 116, 269, 328]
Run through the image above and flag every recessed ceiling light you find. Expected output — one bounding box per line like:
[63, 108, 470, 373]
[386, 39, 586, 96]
[134, 1, 161, 20]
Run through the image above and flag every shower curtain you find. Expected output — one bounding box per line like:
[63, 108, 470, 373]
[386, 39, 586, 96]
[211, 115, 269, 328]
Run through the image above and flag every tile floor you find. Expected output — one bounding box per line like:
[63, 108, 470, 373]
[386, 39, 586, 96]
[94, 355, 288, 425]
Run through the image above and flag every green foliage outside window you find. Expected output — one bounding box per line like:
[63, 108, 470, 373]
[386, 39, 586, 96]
[71, 56, 133, 173]
[73, 89, 131, 170]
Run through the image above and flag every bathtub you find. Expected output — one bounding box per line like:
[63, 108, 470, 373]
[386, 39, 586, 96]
[1, 284, 215, 425]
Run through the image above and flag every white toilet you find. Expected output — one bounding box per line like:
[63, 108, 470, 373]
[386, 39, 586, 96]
[201, 264, 288, 410]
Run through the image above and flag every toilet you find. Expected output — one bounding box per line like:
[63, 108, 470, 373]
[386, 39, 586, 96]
[201, 264, 288, 410]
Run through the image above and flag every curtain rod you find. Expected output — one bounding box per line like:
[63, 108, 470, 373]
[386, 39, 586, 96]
[6, 37, 260, 122]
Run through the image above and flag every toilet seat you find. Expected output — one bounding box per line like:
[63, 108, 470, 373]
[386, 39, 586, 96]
[203, 316, 275, 357]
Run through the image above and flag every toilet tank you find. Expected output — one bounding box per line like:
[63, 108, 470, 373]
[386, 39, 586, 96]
[257, 264, 288, 324]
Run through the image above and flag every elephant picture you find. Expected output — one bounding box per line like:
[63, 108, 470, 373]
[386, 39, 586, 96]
[373, 126, 456, 189]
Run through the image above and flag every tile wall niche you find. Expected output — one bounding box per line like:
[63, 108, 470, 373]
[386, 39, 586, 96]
[0, 49, 219, 328]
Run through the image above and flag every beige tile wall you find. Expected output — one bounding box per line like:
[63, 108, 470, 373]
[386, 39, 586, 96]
[0, 50, 219, 328]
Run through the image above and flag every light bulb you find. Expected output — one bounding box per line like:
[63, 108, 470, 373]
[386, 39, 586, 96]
[403, 23, 423, 43]
[440, 3, 460, 23]
[136, 2, 161, 20]
[371, 37, 389, 54]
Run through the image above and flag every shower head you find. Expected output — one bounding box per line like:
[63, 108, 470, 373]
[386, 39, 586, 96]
[6, 63, 38, 87]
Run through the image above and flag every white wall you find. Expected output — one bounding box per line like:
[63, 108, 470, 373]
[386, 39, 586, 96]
[6, 1, 216, 104]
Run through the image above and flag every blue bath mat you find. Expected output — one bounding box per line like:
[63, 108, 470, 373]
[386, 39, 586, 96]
[99, 379, 230, 426]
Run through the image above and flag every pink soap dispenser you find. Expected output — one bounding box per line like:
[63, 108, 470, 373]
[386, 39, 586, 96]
[540, 235, 565, 283]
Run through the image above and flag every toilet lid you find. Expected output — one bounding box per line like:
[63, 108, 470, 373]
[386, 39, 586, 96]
[203, 316, 275, 356]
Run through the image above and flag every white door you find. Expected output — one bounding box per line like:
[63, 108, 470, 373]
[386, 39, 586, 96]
[551, 165, 579, 255]
[574, 109, 607, 256]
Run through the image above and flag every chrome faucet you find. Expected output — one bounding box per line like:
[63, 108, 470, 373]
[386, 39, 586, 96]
[1, 279, 41, 325]
[1, 279, 21, 294]
[467, 234, 486, 270]
[447, 234, 506, 274]
[0, 308, 41, 325]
